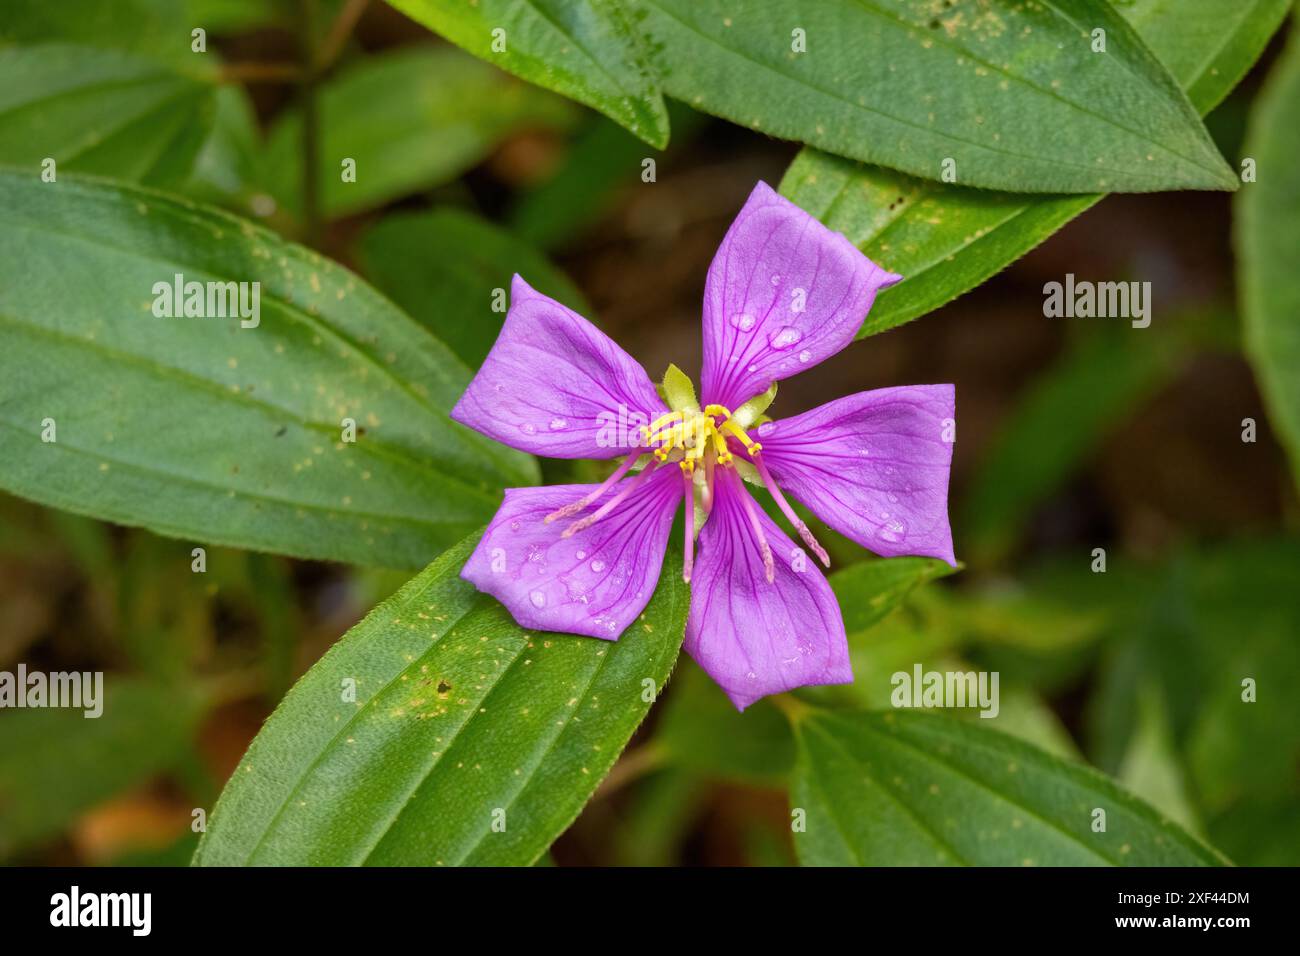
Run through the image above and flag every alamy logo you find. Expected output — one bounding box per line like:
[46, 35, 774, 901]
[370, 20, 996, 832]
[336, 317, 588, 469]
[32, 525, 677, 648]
[1043, 273, 1151, 328]
[151, 272, 261, 328]
[50, 886, 151, 936]
[891, 664, 1000, 718]
[0, 665, 102, 718]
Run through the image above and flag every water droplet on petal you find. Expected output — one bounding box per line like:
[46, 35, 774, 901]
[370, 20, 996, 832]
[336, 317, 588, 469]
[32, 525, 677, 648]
[887, 493, 898, 503]
[770, 274, 781, 286]
[797, 349, 811, 363]
[519, 422, 536, 435]
[879, 518, 907, 543]
[510, 520, 520, 531]
[548, 417, 567, 431]
[529, 590, 546, 608]
[576, 550, 586, 560]
[746, 363, 758, 373]
[768, 327, 802, 350]
[757, 421, 776, 438]
[590, 559, 606, 573]
[730, 312, 756, 332]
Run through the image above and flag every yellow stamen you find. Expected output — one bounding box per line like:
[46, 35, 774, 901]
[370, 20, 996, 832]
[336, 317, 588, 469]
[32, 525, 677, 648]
[721, 418, 760, 453]
[710, 425, 733, 465]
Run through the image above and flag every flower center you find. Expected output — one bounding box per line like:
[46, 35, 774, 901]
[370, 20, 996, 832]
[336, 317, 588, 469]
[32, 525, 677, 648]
[641, 404, 761, 474]
[541, 369, 830, 586]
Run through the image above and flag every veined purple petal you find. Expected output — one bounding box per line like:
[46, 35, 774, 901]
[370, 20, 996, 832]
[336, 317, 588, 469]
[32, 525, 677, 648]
[700, 182, 901, 411]
[452, 275, 666, 459]
[755, 385, 956, 565]
[685, 468, 851, 710]
[461, 468, 680, 640]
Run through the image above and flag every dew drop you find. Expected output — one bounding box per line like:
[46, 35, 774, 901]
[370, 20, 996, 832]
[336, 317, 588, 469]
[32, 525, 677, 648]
[757, 421, 777, 438]
[768, 327, 802, 350]
[879, 518, 907, 543]
[770, 274, 781, 286]
[730, 312, 757, 331]
[529, 590, 546, 608]
[797, 349, 812, 363]
[510, 520, 521, 531]
[887, 493, 899, 503]
[747, 363, 758, 373]
[576, 550, 587, 560]
[548, 417, 568, 431]
[590, 559, 606, 573]
[519, 422, 537, 435]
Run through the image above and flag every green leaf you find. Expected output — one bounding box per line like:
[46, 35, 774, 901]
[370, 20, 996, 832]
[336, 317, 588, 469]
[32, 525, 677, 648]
[1120, 0, 1295, 114]
[831, 555, 958, 636]
[386, 0, 669, 148]
[356, 207, 589, 370]
[0, 679, 205, 859]
[262, 46, 578, 221]
[194, 534, 690, 865]
[0, 44, 216, 188]
[962, 329, 1179, 561]
[1119, 684, 1201, 834]
[790, 709, 1225, 866]
[183, 84, 262, 210]
[656, 660, 794, 785]
[780, 0, 1288, 338]
[0, 172, 535, 569]
[634, 0, 1235, 194]
[1239, 22, 1300, 492]
[186, 0, 291, 34]
[0, 0, 194, 64]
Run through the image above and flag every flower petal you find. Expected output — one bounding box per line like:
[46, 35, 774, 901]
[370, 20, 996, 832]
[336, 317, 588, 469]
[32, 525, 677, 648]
[452, 275, 666, 459]
[685, 468, 851, 710]
[461, 468, 680, 640]
[700, 181, 901, 410]
[755, 385, 956, 565]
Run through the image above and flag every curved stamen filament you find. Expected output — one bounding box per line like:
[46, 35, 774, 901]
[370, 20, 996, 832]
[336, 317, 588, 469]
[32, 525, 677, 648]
[751, 452, 830, 568]
[562, 458, 660, 538]
[544, 452, 643, 524]
[681, 466, 695, 583]
[720, 418, 760, 455]
[735, 475, 775, 583]
[542, 393, 818, 588]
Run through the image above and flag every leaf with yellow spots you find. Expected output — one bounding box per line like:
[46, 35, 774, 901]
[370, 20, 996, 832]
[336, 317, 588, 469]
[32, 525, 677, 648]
[194, 533, 690, 866]
[635, 0, 1238, 194]
[0, 173, 536, 568]
[781, 0, 1291, 339]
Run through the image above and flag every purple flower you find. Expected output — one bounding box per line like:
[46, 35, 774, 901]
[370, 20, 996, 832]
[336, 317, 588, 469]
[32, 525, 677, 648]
[452, 182, 955, 710]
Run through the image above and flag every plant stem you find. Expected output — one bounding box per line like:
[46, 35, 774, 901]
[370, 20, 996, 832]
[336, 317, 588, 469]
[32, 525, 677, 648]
[317, 0, 370, 73]
[299, 0, 323, 248]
